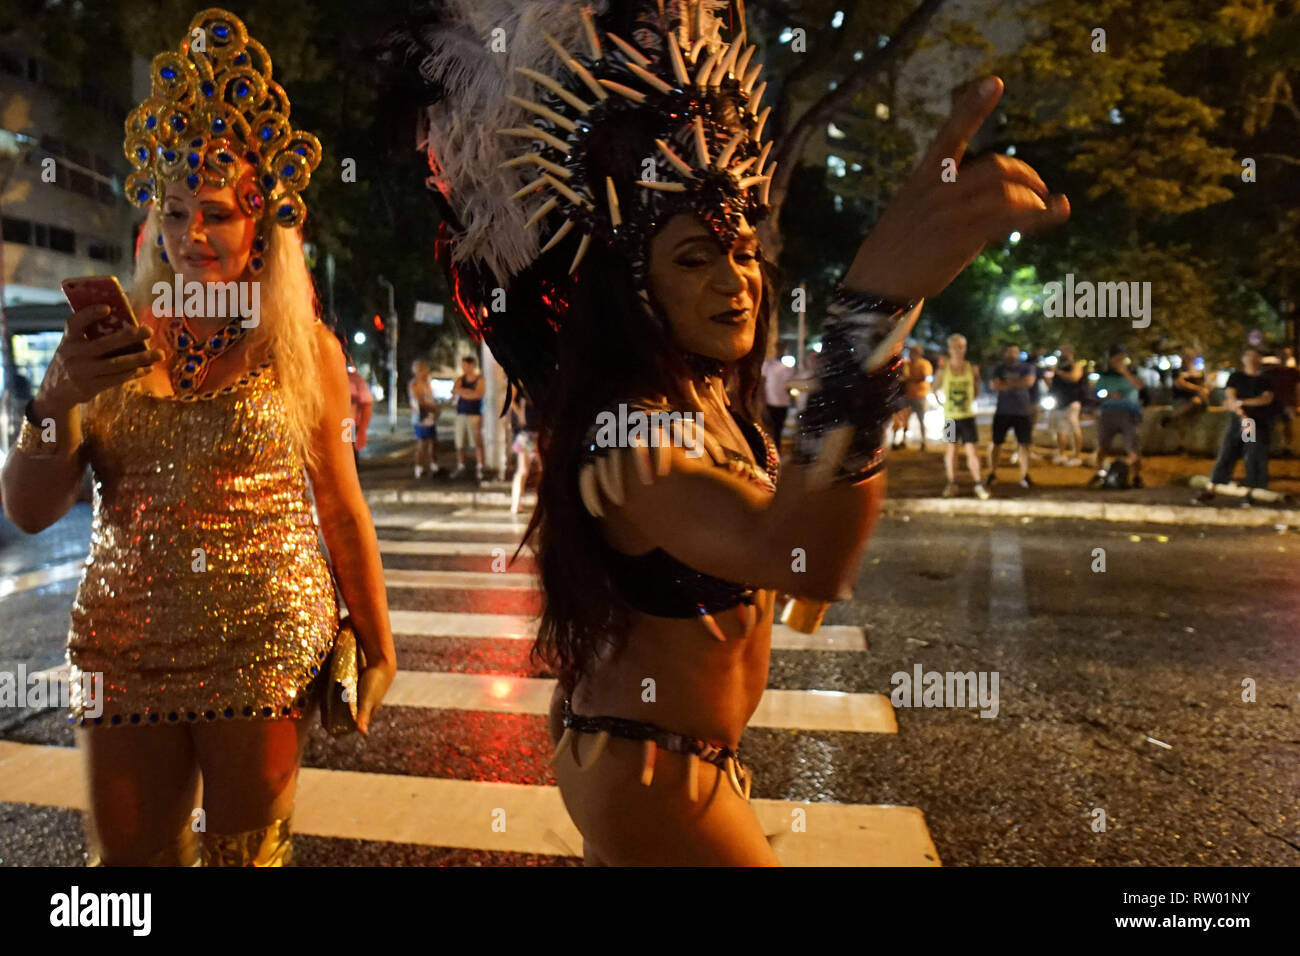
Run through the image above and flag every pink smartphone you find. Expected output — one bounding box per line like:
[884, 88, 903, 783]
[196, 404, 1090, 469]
[61, 276, 147, 358]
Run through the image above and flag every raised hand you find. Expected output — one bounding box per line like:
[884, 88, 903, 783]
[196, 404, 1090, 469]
[844, 76, 1070, 304]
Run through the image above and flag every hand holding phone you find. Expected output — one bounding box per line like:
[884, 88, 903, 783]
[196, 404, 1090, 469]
[32, 277, 163, 417]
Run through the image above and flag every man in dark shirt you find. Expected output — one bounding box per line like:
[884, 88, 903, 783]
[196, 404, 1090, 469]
[986, 344, 1038, 488]
[1262, 351, 1299, 452]
[1203, 346, 1275, 497]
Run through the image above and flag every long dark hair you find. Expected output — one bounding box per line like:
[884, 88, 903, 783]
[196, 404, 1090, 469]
[519, 236, 779, 693]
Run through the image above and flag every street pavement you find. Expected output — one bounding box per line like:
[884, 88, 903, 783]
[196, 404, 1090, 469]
[0, 434, 1297, 866]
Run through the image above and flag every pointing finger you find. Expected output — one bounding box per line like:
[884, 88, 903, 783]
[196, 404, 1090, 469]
[921, 75, 1004, 179]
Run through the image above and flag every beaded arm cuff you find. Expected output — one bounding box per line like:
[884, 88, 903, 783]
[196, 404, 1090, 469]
[791, 284, 917, 483]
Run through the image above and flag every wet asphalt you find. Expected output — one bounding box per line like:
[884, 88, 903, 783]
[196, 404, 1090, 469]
[0, 499, 1296, 866]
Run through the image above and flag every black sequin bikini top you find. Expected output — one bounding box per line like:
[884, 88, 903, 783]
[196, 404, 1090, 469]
[591, 403, 779, 619]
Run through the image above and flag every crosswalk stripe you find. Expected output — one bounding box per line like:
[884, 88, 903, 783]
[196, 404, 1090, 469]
[0, 559, 85, 600]
[378, 540, 524, 556]
[372, 518, 530, 534]
[388, 609, 867, 651]
[386, 569, 536, 588]
[0, 741, 938, 865]
[384, 672, 897, 734]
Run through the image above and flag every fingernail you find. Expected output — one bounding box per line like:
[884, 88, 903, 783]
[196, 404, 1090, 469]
[981, 76, 999, 97]
[97, 305, 110, 315]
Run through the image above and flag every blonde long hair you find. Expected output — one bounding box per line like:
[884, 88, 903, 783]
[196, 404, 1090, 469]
[126, 207, 325, 470]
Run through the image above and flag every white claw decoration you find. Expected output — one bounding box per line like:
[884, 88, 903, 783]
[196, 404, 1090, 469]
[630, 438, 654, 485]
[735, 45, 756, 82]
[750, 81, 767, 113]
[731, 156, 757, 175]
[756, 140, 773, 172]
[667, 33, 690, 85]
[508, 94, 578, 132]
[496, 127, 571, 154]
[568, 232, 592, 274]
[599, 78, 647, 104]
[515, 67, 592, 114]
[640, 739, 657, 786]
[722, 38, 742, 78]
[510, 175, 547, 201]
[692, 115, 709, 168]
[709, 41, 731, 86]
[655, 139, 695, 179]
[700, 429, 726, 465]
[699, 611, 729, 642]
[542, 173, 590, 209]
[638, 179, 688, 192]
[539, 218, 575, 254]
[754, 105, 771, 142]
[606, 31, 650, 67]
[715, 131, 745, 169]
[596, 449, 624, 507]
[760, 161, 776, 205]
[741, 62, 762, 95]
[695, 50, 719, 88]
[579, 6, 602, 60]
[578, 461, 604, 516]
[605, 176, 622, 227]
[498, 153, 572, 179]
[542, 31, 607, 100]
[551, 727, 574, 765]
[737, 174, 770, 190]
[626, 61, 673, 95]
[580, 730, 609, 768]
[523, 195, 559, 230]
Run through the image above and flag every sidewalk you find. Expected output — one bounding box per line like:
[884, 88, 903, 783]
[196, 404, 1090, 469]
[357, 424, 1300, 529]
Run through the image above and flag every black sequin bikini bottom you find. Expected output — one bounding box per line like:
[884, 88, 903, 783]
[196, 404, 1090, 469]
[555, 697, 752, 800]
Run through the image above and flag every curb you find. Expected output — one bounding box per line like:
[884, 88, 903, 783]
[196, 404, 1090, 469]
[883, 497, 1300, 528]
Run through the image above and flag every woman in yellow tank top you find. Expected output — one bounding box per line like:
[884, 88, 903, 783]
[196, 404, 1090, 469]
[936, 334, 990, 498]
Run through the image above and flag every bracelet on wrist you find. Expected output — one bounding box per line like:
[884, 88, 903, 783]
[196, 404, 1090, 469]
[828, 283, 917, 318]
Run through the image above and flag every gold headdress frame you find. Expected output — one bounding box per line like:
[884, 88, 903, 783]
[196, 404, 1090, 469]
[123, 8, 321, 272]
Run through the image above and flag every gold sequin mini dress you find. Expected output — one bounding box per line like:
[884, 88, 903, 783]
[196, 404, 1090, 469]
[66, 365, 338, 727]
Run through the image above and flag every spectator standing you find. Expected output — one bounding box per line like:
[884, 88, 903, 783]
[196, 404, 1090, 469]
[893, 344, 932, 451]
[409, 359, 440, 478]
[345, 353, 374, 469]
[1262, 350, 1299, 453]
[1048, 343, 1085, 466]
[451, 355, 486, 479]
[935, 333, 989, 498]
[986, 344, 1037, 489]
[1088, 344, 1145, 488]
[1200, 345, 1274, 499]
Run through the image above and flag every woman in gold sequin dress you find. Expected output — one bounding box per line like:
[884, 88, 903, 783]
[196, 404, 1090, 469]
[0, 10, 396, 866]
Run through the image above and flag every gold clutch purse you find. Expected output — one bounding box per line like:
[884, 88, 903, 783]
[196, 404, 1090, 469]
[320, 614, 366, 736]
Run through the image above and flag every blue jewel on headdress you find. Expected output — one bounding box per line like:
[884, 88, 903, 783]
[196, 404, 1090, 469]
[281, 163, 295, 178]
[212, 117, 226, 133]
[261, 174, 276, 189]
[135, 147, 148, 163]
[156, 234, 163, 245]
[217, 151, 233, 164]
[214, 24, 230, 39]
[136, 186, 151, 202]
[160, 66, 176, 80]
[145, 115, 157, 129]
[260, 125, 274, 141]
[252, 236, 265, 252]
[177, 334, 189, 347]
[187, 153, 200, 169]
[162, 148, 177, 162]
[295, 145, 308, 156]
[161, 250, 168, 262]
[170, 115, 186, 131]
[210, 336, 222, 348]
[250, 257, 263, 271]
[277, 203, 293, 219]
[201, 80, 215, 97]
[234, 80, 250, 98]
[186, 172, 200, 188]
[185, 361, 197, 372]
[190, 137, 203, 148]
[244, 150, 259, 164]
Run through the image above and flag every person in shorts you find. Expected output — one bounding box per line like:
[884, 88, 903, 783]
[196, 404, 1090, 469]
[1088, 344, 1145, 488]
[409, 359, 440, 478]
[935, 333, 989, 498]
[986, 343, 1037, 488]
[451, 355, 485, 479]
[1048, 343, 1085, 465]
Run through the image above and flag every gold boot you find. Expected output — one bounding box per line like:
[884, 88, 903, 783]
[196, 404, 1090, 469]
[200, 816, 293, 867]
